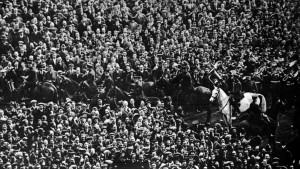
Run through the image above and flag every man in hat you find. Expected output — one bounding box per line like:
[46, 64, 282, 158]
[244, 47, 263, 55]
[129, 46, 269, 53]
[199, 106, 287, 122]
[37, 63, 46, 82]
[21, 61, 38, 98]
[30, 25, 43, 44]
[171, 61, 193, 106]
[112, 64, 124, 87]
[65, 63, 75, 78]
[103, 70, 114, 95]
[71, 67, 83, 83]
[125, 67, 136, 92]
[136, 64, 151, 82]
[0, 35, 14, 55]
[192, 68, 201, 87]
[29, 100, 38, 111]
[83, 63, 97, 89]
[13, 29, 29, 48]
[44, 64, 58, 85]
[4, 61, 22, 91]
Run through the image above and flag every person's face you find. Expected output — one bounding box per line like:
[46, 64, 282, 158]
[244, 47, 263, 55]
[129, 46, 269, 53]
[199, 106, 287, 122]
[48, 65, 53, 71]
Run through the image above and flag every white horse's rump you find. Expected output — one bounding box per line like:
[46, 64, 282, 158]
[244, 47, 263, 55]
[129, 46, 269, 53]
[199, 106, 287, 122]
[209, 86, 267, 127]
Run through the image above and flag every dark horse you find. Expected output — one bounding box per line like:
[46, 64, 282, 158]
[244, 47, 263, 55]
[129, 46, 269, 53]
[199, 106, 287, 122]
[105, 85, 131, 110]
[5, 80, 58, 103]
[156, 77, 212, 122]
[233, 104, 276, 137]
[73, 81, 100, 103]
[58, 76, 80, 102]
[135, 81, 165, 98]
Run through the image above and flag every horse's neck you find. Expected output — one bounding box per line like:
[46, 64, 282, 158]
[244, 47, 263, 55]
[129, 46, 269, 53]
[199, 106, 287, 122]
[163, 80, 175, 94]
[218, 89, 230, 107]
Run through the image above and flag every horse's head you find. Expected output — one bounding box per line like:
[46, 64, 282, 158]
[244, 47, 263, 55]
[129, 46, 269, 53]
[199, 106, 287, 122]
[156, 77, 169, 89]
[106, 85, 115, 98]
[209, 86, 220, 102]
[58, 75, 67, 87]
[79, 81, 87, 90]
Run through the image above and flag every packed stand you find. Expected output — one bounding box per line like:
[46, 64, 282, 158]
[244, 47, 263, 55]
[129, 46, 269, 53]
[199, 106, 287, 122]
[0, 0, 300, 168]
[0, 100, 296, 169]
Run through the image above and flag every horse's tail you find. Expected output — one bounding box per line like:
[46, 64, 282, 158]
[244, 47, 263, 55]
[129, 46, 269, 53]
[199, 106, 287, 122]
[252, 93, 267, 113]
[259, 94, 267, 113]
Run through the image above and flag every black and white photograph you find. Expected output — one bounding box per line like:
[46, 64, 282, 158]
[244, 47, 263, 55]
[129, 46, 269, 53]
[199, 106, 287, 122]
[0, 0, 300, 168]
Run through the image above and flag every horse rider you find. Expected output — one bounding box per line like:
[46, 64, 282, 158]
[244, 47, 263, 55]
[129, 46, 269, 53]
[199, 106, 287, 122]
[44, 64, 58, 85]
[0, 69, 8, 95]
[171, 61, 193, 106]
[126, 68, 136, 92]
[103, 70, 114, 96]
[228, 70, 243, 116]
[85, 63, 97, 89]
[136, 64, 151, 82]
[43, 64, 60, 94]
[5, 61, 22, 91]
[21, 61, 38, 98]
[37, 63, 46, 82]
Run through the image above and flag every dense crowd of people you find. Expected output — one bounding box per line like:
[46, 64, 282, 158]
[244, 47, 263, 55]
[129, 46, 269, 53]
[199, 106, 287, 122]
[0, 0, 300, 168]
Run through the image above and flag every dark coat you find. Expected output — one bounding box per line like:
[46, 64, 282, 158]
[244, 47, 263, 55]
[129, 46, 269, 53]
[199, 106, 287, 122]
[71, 73, 84, 83]
[172, 71, 193, 92]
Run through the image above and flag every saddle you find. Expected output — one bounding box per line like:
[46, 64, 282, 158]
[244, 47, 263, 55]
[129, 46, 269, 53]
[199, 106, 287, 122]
[231, 91, 243, 101]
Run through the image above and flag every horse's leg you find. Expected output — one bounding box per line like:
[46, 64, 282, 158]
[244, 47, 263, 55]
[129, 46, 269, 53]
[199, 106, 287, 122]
[223, 106, 232, 130]
[205, 104, 211, 126]
[53, 89, 58, 104]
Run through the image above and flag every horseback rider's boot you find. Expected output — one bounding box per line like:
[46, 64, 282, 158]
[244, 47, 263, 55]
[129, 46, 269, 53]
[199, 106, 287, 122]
[22, 88, 29, 100]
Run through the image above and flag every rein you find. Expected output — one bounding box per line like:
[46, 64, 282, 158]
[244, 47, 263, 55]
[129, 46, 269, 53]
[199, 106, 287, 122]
[218, 96, 230, 113]
[213, 88, 231, 113]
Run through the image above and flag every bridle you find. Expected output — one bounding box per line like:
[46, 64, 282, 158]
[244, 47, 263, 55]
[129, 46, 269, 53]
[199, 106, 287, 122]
[210, 87, 220, 101]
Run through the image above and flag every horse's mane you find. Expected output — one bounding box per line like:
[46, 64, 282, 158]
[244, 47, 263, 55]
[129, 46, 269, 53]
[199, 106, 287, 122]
[218, 87, 228, 98]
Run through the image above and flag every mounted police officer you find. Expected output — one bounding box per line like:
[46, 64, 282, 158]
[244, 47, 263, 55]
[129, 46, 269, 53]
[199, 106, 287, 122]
[5, 61, 21, 91]
[171, 61, 193, 106]
[22, 61, 38, 98]
[228, 70, 243, 115]
[44, 64, 58, 85]
[85, 63, 97, 89]
[103, 71, 114, 96]
[126, 68, 136, 93]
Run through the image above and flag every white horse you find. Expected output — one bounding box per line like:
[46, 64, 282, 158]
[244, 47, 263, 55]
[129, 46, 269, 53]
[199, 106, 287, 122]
[209, 86, 267, 127]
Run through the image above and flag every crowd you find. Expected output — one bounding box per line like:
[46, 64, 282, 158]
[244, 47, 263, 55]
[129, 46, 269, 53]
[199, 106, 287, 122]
[0, 0, 300, 168]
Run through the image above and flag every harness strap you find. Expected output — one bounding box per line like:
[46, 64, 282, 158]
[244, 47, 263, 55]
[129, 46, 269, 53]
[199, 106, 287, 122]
[218, 97, 230, 113]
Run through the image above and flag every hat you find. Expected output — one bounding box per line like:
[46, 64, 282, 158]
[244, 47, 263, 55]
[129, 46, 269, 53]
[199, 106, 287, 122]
[152, 156, 160, 161]
[127, 146, 134, 150]
[105, 160, 113, 165]
[29, 100, 37, 104]
[181, 61, 189, 69]
[37, 64, 46, 69]
[38, 103, 45, 106]
[50, 48, 57, 52]
[87, 63, 93, 67]
[0, 69, 7, 73]
[78, 148, 86, 154]
[230, 70, 238, 76]
[57, 70, 65, 75]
